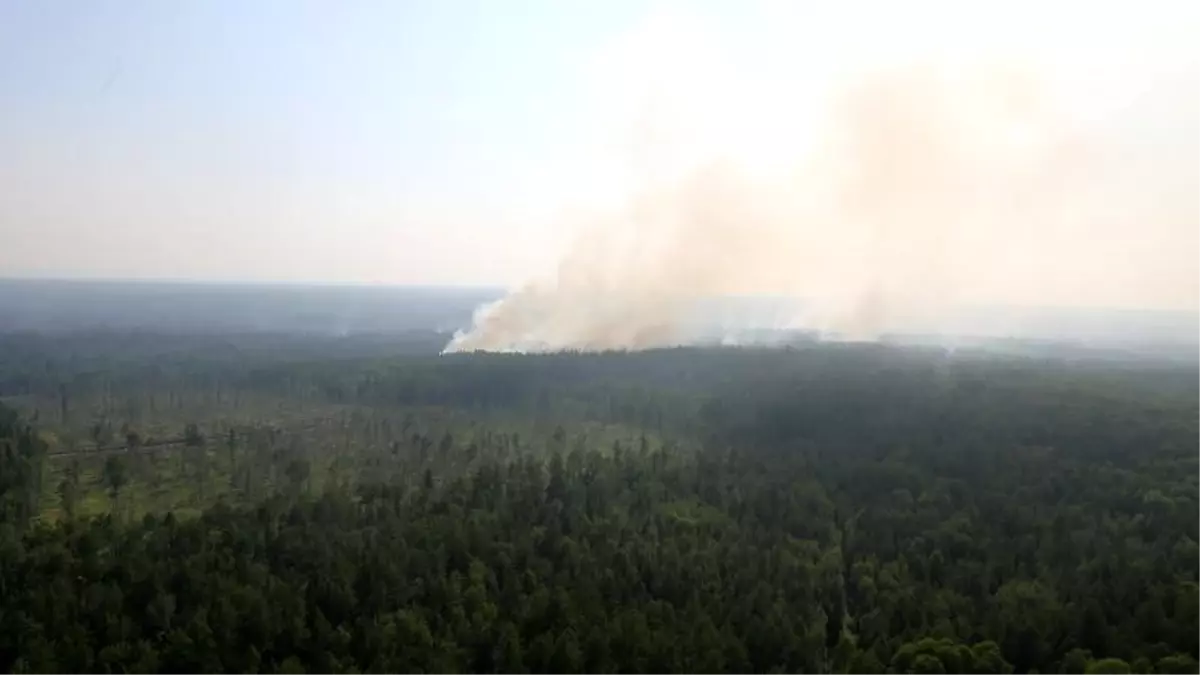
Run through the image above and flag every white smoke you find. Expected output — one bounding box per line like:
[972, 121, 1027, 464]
[444, 4, 1199, 354]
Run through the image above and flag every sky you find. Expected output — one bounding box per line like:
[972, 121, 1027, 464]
[1, 0, 1197, 314]
[1, 0, 642, 285]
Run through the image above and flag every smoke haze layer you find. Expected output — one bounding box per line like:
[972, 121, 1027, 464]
[444, 16, 1198, 354]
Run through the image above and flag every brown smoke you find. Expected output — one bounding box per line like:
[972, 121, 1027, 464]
[444, 61, 1197, 353]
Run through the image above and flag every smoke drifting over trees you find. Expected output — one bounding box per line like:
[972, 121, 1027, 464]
[445, 9, 1198, 354]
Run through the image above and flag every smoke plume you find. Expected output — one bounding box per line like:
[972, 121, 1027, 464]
[444, 14, 1198, 354]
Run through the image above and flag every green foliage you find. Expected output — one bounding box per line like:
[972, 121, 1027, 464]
[0, 335, 1196, 673]
[1085, 657, 1132, 674]
[0, 404, 46, 528]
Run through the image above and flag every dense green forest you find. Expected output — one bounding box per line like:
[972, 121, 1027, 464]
[0, 329, 1196, 673]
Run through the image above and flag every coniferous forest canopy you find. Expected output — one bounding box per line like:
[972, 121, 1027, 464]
[0, 284, 1197, 674]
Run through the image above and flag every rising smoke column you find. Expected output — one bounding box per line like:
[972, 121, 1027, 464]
[445, 65, 1087, 353]
[445, 161, 792, 352]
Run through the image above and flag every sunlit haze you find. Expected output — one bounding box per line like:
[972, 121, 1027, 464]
[2, 0, 1196, 341]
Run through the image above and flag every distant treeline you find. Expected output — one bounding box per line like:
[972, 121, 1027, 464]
[0, 332, 1195, 673]
[0, 279, 499, 334]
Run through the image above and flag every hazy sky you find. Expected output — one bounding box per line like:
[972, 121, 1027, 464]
[1, 0, 1197, 311]
[2, 0, 644, 285]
